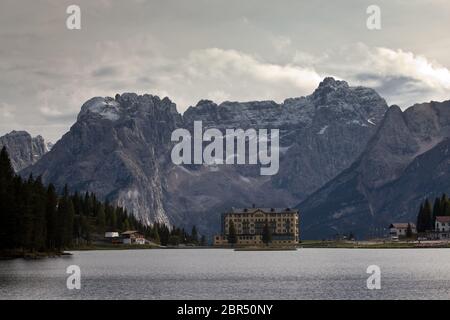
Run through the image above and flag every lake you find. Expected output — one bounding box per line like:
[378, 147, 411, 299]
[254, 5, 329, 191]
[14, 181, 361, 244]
[1, 248, 450, 300]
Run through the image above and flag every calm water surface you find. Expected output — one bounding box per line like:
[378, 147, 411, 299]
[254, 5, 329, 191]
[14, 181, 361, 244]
[1, 248, 450, 299]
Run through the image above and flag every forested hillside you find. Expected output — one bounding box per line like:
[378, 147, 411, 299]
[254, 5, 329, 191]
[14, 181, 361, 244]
[0, 147, 202, 257]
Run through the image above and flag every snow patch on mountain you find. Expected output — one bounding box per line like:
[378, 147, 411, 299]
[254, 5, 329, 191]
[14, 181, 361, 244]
[79, 97, 121, 121]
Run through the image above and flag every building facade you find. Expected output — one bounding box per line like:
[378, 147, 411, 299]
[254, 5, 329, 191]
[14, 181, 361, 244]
[435, 216, 450, 239]
[104, 231, 119, 238]
[214, 207, 300, 246]
[121, 230, 146, 245]
[389, 223, 417, 239]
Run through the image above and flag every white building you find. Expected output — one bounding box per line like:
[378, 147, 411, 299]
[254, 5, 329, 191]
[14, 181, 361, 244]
[104, 232, 119, 238]
[121, 230, 146, 245]
[435, 216, 450, 239]
[389, 223, 417, 239]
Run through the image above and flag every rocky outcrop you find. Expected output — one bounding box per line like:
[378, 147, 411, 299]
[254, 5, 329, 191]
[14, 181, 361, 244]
[22, 93, 182, 225]
[0, 130, 48, 172]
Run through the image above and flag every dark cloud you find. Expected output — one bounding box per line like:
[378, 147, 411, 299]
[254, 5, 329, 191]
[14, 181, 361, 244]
[92, 66, 120, 77]
[0, 0, 449, 142]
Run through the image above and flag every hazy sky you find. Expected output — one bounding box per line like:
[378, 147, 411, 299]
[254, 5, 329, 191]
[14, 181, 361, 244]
[1, 0, 450, 142]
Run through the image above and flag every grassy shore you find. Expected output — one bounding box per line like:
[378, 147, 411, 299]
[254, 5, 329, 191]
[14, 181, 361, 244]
[3, 241, 449, 259]
[0, 249, 71, 260]
[0, 243, 162, 259]
[70, 243, 162, 251]
[299, 240, 450, 249]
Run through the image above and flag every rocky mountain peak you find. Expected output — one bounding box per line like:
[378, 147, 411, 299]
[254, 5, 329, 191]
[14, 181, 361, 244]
[195, 99, 216, 107]
[312, 77, 348, 97]
[0, 130, 48, 172]
[77, 94, 179, 123]
[318, 76, 349, 89]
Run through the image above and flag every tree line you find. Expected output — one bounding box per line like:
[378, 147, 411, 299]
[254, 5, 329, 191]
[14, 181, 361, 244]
[0, 147, 205, 254]
[416, 194, 450, 233]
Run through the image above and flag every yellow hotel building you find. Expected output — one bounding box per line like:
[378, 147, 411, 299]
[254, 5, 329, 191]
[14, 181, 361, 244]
[214, 206, 300, 246]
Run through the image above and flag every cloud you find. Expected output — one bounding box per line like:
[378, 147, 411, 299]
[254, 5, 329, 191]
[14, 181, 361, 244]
[270, 35, 292, 54]
[92, 66, 120, 78]
[370, 47, 450, 89]
[175, 48, 322, 105]
[0, 102, 15, 119]
[2, 28, 450, 142]
[63, 39, 323, 111]
[312, 43, 450, 107]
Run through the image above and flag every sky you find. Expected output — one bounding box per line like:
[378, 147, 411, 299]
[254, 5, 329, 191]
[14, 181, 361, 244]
[1, 0, 450, 142]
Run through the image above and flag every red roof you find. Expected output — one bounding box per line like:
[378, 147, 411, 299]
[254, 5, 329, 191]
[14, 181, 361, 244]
[436, 216, 450, 223]
[390, 223, 416, 229]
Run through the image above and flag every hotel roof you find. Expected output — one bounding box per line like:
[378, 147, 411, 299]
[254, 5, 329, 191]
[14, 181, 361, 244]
[230, 207, 298, 214]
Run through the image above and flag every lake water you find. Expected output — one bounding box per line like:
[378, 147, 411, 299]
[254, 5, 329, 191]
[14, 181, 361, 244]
[1, 248, 450, 300]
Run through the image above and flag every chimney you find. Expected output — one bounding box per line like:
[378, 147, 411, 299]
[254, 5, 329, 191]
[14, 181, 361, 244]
[252, 203, 256, 208]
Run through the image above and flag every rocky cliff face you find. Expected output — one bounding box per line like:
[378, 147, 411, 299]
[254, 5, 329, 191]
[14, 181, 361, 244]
[22, 78, 390, 235]
[298, 100, 450, 239]
[0, 130, 48, 172]
[183, 78, 388, 198]
[22, 94, 182, 225]
[173, 78, 388, 231]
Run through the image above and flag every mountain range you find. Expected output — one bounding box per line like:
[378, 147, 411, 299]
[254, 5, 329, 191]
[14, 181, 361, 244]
[299, 100, 450, 238]
[8, 77, 450, 239]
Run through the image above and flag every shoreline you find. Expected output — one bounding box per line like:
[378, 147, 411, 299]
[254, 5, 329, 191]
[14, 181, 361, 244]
[0, 250, 72, 260]
[2, 240, 449, 259]
[298, 240, 450, 249]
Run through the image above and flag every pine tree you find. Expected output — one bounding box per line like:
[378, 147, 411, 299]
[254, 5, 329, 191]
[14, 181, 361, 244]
[45, 184, 58, 250]
[0, 147, 15, 250]
[0, 147, 14, 181]
[30, 176, 47, 251]
[416, 203, 424, 233]
[406, 223, 413, 239]
[228, 220, 237, 245]
[110, 208, 118, 229]
[158, 224, 170, 246]
[191, 225, 198, 244]
[262, 221, 272, 245]
[57, 185, 75, 248]
[432, 197, 441, 225]
[200, 235, 207, 246]
[423, 199, 433, 231]
[80, 214, 91, 244]
[150, 225, 160, 244]
[10, 176, 23, 248]
[19, 176, 35, 250]
[97, 204, 106, 231]
[444, 200, 450, 216]
[123, 218, 130, 231]
[441, 193, 449, 206]
[168, 235, 181, 246]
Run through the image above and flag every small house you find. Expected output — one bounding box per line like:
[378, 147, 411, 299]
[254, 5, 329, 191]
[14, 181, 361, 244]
[121, 230, 146, 245]
[104, 231, 119, 238]
[435, 216, 450, 239]
[389, 223, 417, 238]
[105, 231, 121, 244]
